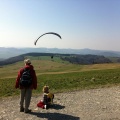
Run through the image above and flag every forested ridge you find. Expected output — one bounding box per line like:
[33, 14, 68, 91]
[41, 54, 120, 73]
[0, 53, 114, 66]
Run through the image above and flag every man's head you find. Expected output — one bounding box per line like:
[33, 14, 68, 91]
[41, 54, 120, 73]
[24, 59, 31, 65]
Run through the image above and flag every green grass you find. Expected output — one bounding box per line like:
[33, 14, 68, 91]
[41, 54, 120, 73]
[32, 68, 120, 94]
[0, 57, 120, 98]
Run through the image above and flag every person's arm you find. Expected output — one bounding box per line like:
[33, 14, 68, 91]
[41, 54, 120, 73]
[15, 69, 22, 88]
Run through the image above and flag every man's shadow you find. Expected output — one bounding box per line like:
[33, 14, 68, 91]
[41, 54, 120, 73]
[30, 104, 80, 120]
[30, 112, 80, 120]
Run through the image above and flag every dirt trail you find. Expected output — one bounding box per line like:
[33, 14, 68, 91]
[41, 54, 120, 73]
[0, 86, 120, 120]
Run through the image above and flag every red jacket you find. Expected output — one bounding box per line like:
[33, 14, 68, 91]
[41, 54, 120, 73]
[15, 65, 37, 89]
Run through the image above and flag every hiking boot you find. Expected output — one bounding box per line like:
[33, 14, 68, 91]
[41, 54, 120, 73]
[20, 108, 24, 112]
[24, 109, 31, 113]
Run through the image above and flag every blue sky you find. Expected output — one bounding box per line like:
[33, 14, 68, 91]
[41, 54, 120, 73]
[0, 0, 120, 51]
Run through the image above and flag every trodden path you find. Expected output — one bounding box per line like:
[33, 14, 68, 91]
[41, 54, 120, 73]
[0, 86, 120, 120]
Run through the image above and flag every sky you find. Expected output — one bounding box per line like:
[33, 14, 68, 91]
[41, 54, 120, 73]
[0, 0, 120, 51]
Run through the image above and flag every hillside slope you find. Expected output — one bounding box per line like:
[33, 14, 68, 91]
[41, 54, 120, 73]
[0, 53, 112, 66]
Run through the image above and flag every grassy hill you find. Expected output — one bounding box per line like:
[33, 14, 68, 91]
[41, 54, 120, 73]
[0, 56, 120, 98]
[0, 53, 113, 66]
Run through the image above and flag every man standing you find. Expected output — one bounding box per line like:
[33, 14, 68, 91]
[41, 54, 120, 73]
[15, 59, 37, 113]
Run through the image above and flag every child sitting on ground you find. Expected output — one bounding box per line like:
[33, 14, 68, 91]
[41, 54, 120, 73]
[37, 85, 54, 109]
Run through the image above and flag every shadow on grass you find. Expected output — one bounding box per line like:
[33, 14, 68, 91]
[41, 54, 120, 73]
[30, 112, 80, 120]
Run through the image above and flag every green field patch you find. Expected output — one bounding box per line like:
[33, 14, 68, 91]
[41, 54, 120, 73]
[1, 68, 120, 97]
[0, 59, 120, 98]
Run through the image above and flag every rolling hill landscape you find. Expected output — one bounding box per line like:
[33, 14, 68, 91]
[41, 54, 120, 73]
[1, 47, 120, 66]
[1, 47, 120, 59]
[0, 48, 120, 119]
[1, 0, 120, 119]
[0, 52, 115, 66]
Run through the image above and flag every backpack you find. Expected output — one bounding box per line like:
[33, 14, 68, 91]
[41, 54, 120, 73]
[20, 68, 32, 87]
[44, 93, 54, 104]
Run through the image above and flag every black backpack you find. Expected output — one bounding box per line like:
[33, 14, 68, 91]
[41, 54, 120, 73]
[20, 68, 32, 87]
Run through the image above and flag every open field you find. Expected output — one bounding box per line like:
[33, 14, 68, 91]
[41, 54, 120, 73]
[0, 57, 120, 97]
[0, 57, 120, 119]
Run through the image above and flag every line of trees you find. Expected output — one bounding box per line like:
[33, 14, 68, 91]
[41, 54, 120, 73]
[61, 55, 112, 64]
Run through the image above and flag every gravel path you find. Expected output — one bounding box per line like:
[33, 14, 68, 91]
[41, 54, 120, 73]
[0, 86, 120, 120]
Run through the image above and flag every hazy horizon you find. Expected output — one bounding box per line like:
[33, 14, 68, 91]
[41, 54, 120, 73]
[1, 46, 120, 53]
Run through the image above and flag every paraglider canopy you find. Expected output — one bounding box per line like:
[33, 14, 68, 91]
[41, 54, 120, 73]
[34, 32, 62, 45]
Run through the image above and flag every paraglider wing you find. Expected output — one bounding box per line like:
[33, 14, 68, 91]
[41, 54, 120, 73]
[34, 32, 62, 45]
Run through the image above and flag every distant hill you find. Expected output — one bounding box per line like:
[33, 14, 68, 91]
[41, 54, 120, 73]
[0, 52, 112, 66]
[0, 47, 120, 59]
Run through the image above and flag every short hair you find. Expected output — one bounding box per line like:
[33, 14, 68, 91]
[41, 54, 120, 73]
[24, 59, 31, 65]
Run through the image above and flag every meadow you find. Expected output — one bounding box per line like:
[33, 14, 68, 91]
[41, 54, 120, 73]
[0, 56, 120, 97]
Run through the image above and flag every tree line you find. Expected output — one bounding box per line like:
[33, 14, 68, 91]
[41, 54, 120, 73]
[60, 55, 112, 64]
